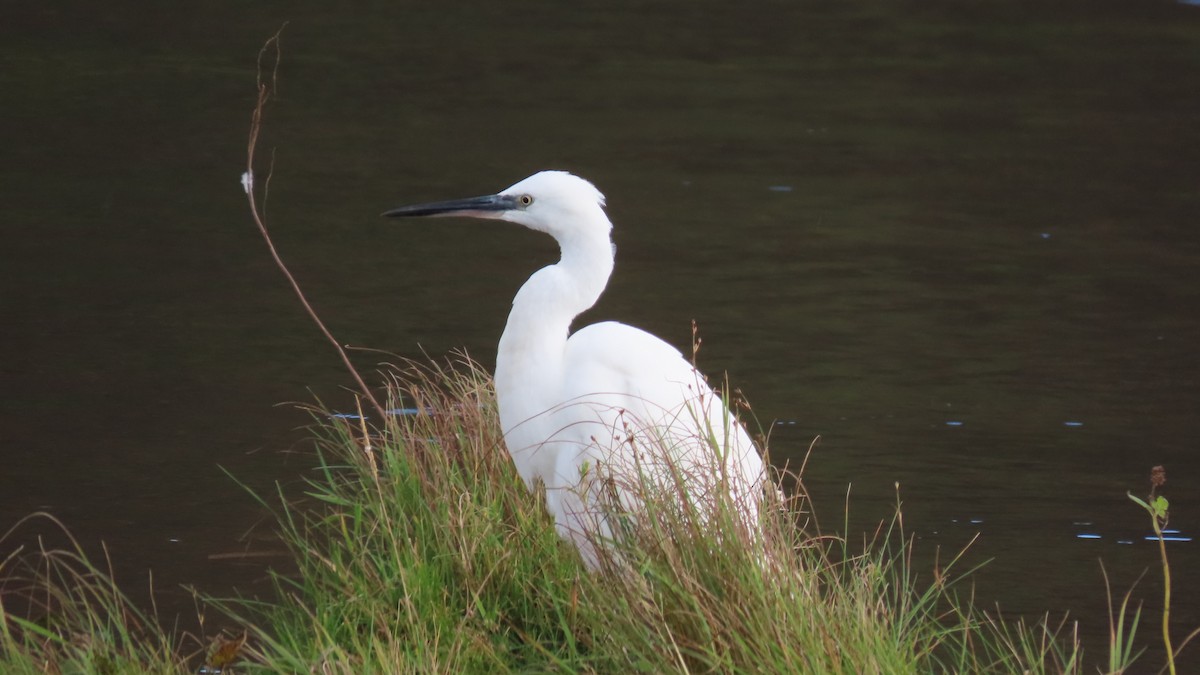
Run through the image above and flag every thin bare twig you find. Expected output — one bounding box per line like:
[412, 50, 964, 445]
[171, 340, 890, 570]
[243, 27, 388, 422]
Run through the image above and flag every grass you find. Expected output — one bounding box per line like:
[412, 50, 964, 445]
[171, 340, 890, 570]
[0, 355, 1149, 673]
[0, 515, 191, 674]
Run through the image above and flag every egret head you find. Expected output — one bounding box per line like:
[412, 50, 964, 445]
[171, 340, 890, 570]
[384, 170, 609, 239]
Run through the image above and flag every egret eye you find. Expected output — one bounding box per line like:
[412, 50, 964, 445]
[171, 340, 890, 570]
[519, 194, 534, 207]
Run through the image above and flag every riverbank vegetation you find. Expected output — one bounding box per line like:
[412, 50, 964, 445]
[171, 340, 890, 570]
[2, 357, 1155, 673]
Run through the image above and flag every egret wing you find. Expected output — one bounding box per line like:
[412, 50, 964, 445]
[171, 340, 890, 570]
[560, 321, 766, 501]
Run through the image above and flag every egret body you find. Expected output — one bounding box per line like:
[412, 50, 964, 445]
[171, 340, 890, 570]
[385, 171, 766, 566]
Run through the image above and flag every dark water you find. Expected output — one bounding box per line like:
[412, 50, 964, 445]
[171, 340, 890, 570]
[4, 0, 1199, 666]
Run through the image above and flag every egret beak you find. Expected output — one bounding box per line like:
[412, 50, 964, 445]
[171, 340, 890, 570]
[382, 193, 518, 219]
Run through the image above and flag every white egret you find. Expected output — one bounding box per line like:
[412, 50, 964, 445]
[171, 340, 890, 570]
[384, 171, 767, 566]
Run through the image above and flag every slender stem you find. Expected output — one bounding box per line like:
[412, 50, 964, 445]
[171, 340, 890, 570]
[1153, 514, 1176, 675]
[244, 28, 388, 423]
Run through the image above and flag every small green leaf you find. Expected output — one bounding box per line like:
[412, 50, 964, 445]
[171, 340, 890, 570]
[1152, 495, 1169, 518]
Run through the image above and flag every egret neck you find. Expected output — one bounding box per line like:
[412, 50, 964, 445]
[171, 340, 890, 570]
[495, 214, 615, 487]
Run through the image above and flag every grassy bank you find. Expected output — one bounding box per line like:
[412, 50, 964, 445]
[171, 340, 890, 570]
[2, 357, 1139, 673]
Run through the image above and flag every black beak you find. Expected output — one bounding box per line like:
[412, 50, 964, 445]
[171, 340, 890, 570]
[382, 193, 518, 218]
